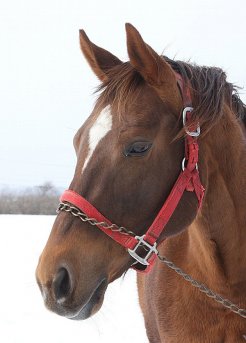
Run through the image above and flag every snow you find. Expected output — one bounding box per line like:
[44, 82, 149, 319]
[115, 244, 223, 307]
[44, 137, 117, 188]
[0, 215, 148, 343]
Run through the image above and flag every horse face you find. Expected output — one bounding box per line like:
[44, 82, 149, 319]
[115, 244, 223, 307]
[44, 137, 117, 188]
[36, 24, 198, 320]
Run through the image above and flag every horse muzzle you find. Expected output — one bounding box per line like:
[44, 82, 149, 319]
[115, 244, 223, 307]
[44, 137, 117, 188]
[36, 262, 108, 320]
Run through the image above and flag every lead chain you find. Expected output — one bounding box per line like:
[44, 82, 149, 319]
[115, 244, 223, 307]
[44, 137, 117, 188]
[157, 254, 246, 319]
[57, 202, 136, 237]
[57, 202, 246, 320]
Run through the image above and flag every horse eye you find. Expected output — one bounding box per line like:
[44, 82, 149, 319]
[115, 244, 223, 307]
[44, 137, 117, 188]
[124, 141, 152, 157]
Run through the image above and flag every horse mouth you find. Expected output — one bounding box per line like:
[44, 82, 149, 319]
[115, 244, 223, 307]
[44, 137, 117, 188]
[68, 278, 108, 320]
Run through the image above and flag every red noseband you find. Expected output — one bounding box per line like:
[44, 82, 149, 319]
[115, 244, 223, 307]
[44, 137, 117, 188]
[58, 74, 205, 273]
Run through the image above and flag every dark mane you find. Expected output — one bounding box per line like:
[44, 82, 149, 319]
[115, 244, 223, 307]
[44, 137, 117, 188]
[165, 57, 246, 132]
[96, 62, 145, 113]
[97, 58, 246, 133]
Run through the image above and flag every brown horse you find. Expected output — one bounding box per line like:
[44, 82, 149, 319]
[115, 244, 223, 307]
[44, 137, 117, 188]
[36, 24, 246, 342]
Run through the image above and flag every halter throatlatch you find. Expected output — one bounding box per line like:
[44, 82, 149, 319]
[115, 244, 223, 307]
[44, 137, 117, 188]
[58, 73, 205, 273]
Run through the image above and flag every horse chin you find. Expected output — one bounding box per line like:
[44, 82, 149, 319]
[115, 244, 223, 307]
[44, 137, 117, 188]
[67, 278, 108, 321]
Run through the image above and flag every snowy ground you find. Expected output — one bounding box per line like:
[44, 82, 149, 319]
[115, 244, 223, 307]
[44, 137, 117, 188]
[0, 215, 148, 343]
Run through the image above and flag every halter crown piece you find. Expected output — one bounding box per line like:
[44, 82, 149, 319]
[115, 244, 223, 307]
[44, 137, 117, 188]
[58, 73, 205, 273]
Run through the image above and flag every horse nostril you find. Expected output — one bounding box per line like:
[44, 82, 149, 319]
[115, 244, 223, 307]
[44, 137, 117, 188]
[53, 267, 72, 303]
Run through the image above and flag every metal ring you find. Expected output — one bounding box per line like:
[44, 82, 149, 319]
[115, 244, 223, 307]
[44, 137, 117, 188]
[182, 107, 201, 137]
[182, 158, 198, 171]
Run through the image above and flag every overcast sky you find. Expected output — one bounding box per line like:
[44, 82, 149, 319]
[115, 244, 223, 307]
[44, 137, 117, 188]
[1, 0, 245, 189]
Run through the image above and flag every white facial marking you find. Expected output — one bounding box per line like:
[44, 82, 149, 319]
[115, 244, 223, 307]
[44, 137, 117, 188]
[82, 105, 112, 174]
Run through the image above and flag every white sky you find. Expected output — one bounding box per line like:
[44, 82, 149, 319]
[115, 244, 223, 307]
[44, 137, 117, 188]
[1, 0, 246, 189]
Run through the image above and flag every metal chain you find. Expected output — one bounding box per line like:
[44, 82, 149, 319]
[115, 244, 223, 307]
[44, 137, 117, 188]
[57, 202, 246, 320]
[57, 202, 136, 237]
[157, 254, 246, 319]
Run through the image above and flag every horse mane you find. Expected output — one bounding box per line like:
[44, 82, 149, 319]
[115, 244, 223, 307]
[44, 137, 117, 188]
[96, 62, 144, 114]
[96, 57, 246, 133]
[165, 57, 246, 132]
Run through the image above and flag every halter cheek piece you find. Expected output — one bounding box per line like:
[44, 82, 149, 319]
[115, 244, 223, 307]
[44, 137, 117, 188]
[58, 73, 205, 273]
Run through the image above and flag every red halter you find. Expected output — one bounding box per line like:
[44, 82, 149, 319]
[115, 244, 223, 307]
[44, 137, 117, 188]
[59, 73, 205, 273]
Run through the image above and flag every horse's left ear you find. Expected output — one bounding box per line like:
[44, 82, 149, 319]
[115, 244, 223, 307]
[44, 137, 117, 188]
[125, 23, 181, 109]
[79, 30, 123, 82]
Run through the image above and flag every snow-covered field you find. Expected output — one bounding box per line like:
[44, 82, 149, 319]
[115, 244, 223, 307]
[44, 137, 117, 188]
[0, 215, 148, 343]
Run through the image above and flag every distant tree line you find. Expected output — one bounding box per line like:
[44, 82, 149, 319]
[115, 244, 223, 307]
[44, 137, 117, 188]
[0, 182, 60, 215]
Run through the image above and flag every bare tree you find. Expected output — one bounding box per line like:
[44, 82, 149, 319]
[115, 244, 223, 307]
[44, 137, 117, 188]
[0, 182, 60, 214]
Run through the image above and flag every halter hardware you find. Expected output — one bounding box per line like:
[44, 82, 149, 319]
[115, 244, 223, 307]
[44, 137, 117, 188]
[182, 106, 201, 137]
[182, 158, 198, 171]
[128, 235, 158, 267]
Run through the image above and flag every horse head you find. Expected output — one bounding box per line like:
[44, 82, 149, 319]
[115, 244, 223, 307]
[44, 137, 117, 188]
[36, 24, 201, 320]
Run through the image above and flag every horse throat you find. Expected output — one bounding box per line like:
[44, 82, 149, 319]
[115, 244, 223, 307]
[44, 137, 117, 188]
[190, 108, 246, 290]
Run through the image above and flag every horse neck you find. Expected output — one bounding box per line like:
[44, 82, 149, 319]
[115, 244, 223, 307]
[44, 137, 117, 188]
[191, 105, 246, 287]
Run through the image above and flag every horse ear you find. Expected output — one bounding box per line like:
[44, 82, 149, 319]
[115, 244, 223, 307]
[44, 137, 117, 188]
[125, 23, 181, 107]
[79, 30, 123, 82]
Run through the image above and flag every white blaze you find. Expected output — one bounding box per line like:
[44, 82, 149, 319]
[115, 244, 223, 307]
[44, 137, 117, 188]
[82, 105, 112, 174]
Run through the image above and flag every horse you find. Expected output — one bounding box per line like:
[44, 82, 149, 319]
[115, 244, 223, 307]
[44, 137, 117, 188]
[36, 24, 246, 342]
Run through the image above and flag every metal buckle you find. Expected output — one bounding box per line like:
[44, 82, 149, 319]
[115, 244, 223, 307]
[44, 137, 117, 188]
[182, 107, 200, 137]
[128, 235, 158, 266]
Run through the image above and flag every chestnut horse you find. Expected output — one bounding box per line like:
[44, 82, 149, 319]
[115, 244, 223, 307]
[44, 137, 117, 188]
[36, 24, 246, 342]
